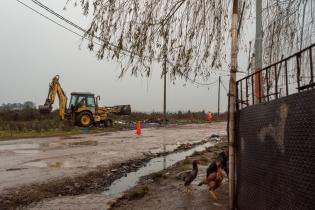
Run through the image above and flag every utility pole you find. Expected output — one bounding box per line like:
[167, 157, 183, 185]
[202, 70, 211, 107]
[255, 0, 263, 103]
[228, 0, 239, 209]
[300, 0, 308, 50]
[163, 57, 167, 125]
[217, 76, 221, 120]
[255, 0, 262, 70]
[162, 23, 168, 126]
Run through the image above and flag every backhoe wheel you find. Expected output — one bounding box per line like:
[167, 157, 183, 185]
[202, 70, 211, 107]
[76, 112, 93, 127]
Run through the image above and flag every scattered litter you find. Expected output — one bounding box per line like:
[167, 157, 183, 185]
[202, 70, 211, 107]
[206, 134, 221, 143]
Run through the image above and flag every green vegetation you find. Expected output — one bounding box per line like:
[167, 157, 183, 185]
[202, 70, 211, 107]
[0, 101, 36, 111]
[199, 155, 209, 165]
[192, 151, 202, 156]
[0, 101, 227, 140]
[182, 158, 192, 165]
[0, 108, 117, 140]
[127, 186, 150, 200]
[179, 164, 192, 171]
[115, 110, 227, 124]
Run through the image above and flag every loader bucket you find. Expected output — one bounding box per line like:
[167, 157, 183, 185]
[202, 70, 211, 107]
[39, 104, 52, 114]
[116, 105, 131, 115]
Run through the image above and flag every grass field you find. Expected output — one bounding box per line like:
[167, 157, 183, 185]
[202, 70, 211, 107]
[0, 127, 118, 140]
[0, 108, 226, 140]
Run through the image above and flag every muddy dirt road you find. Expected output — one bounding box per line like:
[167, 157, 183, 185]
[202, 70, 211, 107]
[0, 123, 226, 193]
[26, 140, 228, 210]
[109, 142, 229, 210]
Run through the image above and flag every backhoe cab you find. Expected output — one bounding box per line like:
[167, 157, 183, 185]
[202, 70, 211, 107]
[39, 75, 131, 127]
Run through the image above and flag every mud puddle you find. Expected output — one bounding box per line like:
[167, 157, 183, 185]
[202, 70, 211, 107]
[0, 143, 41, 154]
[0, 143, 40, 150]
[12, 150, 40, 154]
[23, 141, 216, 210]
[103, 142, 214, 196]
[23, 160, 81, 168]
[0, 136, 220, 210]
[110, 141, 228, 210]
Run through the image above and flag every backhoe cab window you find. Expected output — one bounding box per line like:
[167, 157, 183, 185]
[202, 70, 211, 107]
[69, 95, 78, 109]
[78, 96, 87, 107]
[69, 95, 95, 108]
[87, 96, 96, 107]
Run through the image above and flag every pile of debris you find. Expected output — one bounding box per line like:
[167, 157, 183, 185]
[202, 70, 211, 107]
[206, 134, 221, 143]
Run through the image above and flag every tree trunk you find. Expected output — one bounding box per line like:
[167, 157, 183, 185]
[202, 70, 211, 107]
[229, 0, 239, 209]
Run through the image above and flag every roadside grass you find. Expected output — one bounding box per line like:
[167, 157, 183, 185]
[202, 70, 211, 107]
[150, 171, 165, 181]
[0, 108, 226, 141]
[179, 163, 192, 171]
[0, 127, 118, 141]
[192, 150, 202, 156]
[182, 158, 192, 165]
[127, 186, 150, 200]
[199, 155, 209, 165]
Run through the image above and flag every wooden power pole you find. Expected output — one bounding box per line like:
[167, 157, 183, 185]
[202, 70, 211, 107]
[255, 0, 263, 102]
[228, 0, 239, 209]
[163, 57, 167, 125]
[217, 76, 221, 120]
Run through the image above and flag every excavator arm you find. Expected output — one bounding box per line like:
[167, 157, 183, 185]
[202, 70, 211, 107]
[39, 75, 68, 120]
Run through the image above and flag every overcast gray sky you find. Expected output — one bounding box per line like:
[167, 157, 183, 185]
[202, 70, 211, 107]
[0, 0, 253, 112]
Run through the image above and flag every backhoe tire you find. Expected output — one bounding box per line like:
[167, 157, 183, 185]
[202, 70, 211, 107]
[76, 111, 93, 127]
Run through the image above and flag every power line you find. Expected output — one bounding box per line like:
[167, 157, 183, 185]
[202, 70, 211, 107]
[191, 80, 217, 86]
[25, 0, 240, 76]
[17, 0, 233, 86]
[16, 0, 101, 46]
[30, 0, 86, 33]
[24, 0, 134, 57]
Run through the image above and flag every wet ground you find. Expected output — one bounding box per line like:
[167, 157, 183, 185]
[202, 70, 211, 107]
[110, 142, 229, 210]
[25, 142, 228, 210]
[0, 123, 226, 209]
[0, 123, 226, 192]
[104, 142, 215, 196]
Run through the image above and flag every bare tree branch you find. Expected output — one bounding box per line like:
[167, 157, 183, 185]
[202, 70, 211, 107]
[72, 0, 228, 80]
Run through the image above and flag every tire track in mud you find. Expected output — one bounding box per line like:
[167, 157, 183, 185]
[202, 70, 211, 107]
[0, 138, 215, 210]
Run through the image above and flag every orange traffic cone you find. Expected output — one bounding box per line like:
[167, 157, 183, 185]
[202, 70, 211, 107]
[135, 121, 142, 135]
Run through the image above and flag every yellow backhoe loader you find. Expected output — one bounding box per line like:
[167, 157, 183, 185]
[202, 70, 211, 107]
[39, 75, 131, 127]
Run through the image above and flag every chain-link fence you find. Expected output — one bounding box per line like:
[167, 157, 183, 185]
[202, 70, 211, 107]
[236, 88, 315, 210]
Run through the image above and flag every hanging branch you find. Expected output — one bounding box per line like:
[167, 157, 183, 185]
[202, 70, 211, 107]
[262, 0, 314, 66]
[72, 0, 228, 81]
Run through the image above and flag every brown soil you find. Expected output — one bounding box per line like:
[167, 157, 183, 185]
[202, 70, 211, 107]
[110, 142, 228, 210]
[0, 139, 219, 210]
[0, 158, 148, 210]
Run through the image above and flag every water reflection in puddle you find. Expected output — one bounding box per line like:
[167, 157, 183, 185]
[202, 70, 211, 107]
[103, 142, 213, 196]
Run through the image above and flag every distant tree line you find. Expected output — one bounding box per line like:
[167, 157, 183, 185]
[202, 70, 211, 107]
[0, 101, 227, 133]
[116, 110, 227, 123]
[0, 101, 36, 111]
[0, 101, 71, 133]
